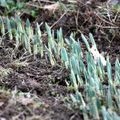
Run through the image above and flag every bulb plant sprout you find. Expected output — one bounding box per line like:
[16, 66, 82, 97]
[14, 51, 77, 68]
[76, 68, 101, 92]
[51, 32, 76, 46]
[0, 16, 120, 120]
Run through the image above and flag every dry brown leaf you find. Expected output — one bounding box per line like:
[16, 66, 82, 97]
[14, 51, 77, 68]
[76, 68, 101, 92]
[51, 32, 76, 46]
[0, 102, 4, 107]
[19, 97, 34, 106]
[43, 2, 60, 13]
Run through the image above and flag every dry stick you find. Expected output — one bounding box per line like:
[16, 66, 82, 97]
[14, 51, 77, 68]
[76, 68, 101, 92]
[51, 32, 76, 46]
[113, 11, 119, 23]
[37, 0, 41, 5]
[39, 0, 55, 4]
[95, 11, 120, 29]
[40, 0, 77, 4]
[95, 12, 116, 26]
[26, 3, 44, 9]
[50, 12, 67, 29]
[26, 2, 59, 11]
[95, 25, 119, 29]
[75, 9, 79, 29]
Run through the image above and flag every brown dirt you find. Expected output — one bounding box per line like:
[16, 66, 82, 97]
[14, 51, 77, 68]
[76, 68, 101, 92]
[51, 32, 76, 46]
[0, 44, 82, 120]
[2, 43, 119, 120]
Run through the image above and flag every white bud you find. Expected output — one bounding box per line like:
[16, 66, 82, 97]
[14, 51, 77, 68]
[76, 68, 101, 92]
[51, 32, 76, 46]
[90, 46, 106, 66]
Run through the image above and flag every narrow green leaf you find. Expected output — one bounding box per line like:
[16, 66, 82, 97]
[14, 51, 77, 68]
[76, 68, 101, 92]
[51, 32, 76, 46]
[81, 34, 90, 51]
[106, 56, 113, 84]
[61, 47, 69, 68]
[89, 33, 97, 48]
